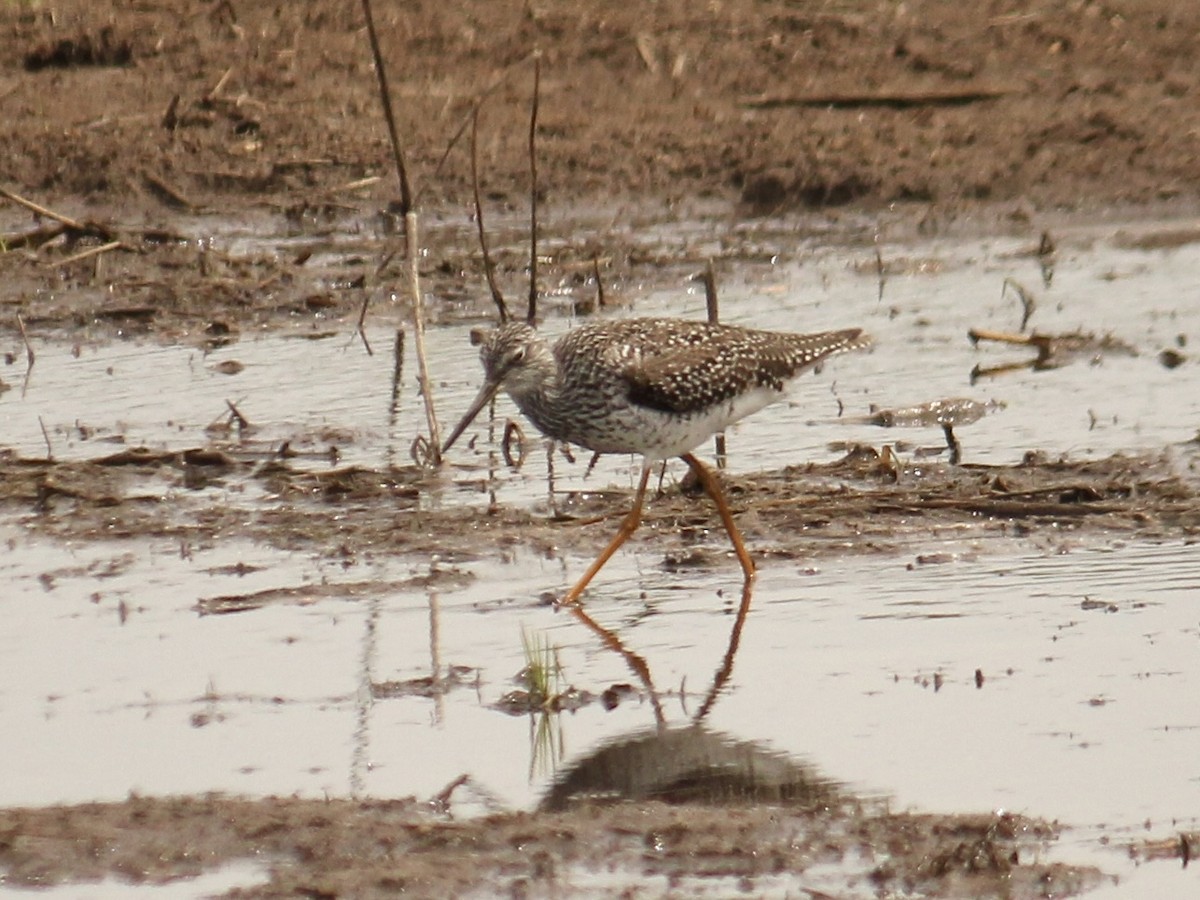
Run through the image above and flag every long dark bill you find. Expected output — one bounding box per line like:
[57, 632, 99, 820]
[441, 379, 502, 454]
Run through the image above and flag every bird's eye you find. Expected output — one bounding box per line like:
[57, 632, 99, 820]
[509, 347, 526, 365]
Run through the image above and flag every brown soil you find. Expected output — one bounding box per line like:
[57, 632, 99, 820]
[5, 0, 1200, 217]
[3, 0, 1200, 337]
[0, 793, 1126, 899]
[3, 1, 1200, 896]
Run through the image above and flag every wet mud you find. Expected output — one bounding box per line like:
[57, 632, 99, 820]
[0, 791, 1119, 899]
[5, 444, 1197, 572]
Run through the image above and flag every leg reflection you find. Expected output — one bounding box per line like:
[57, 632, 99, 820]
[564, 573, 756, 726]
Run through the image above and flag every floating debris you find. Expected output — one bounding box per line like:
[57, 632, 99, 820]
[865, 397, 1005, 430]
[1159, 348, 1187, 370]
[856, 397, 1006, 464]
[968, 327, 1137, 381]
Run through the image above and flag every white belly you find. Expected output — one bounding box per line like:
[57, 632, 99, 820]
[575, 385, 784, 460]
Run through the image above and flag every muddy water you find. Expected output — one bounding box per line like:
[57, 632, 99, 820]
[2, 219, 1199, 894]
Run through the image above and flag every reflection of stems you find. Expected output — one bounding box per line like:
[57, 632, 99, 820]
[386, 328, 405, 463]
[429, 590, 443, 725]
[17, 313, 35, 399]
[566, 604, 665, 727]
[521, 628, 565, 779]
[695, 576, 755, 721]
[350, 595, 381, 796]
[529, 709, 564, 781]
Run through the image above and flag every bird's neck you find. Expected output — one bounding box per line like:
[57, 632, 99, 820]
[507, 357, 566, 439]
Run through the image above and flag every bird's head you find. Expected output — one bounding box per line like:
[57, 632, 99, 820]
[442, 321, 552, 454]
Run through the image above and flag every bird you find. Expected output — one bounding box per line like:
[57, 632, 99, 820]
[442, 317, 870, 606]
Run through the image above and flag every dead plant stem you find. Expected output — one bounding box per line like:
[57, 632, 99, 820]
[407, 210, 441, 462]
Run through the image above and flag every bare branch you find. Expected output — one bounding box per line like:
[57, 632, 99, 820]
[526, 55, 541, 325]
[415, 51, 538, 209]
[701, 259, 719, 324]
[359, 0, 412, 214]
[471, 108, 508, 322]
[592, 255, 605, 308]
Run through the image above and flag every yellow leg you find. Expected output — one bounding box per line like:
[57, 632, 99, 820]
[558, 465, 652, 607]
[680, 452, 756, 581]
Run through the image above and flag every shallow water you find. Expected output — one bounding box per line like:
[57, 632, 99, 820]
[0, 863, 267, 899]
[2, 217, 1200, 893]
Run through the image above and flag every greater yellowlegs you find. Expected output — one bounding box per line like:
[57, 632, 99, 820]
[443, 317, 870, 605]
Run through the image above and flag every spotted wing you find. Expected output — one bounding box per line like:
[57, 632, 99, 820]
[623, 327, 865, 415]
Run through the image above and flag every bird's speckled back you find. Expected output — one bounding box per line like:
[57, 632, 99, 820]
[477, 317, 869, 457]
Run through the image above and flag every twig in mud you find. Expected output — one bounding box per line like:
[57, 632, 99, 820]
[969, 327, 1050, 355]
[38, 416, 53, 461]
[356, 293, 373, 356]
[17, 313, 35, 399]
[1, 223, 68, 251]
[360, 0, 441, 463]
[966, 327, 1141, 378]
[968, 326, 1134, 383]
[526, 55, 541, 325]
[698, 261, 727, 466]
[2, 186, 185, 248]
[0, 186, 88, 232]
[874, 234, 886, 302]
[1037, 230, 1056, 287]
[48, 239, 125, 268]
[389, 327, 405, 414]
[592, 255, 605, 308]
[743, 85, 1015, 110]
[16, 313, 34, 370]
[205, 66, 235, 104]
[330, 175, 382, 194]
[471, 107, 507, 321]
[1002, 277, 1036, 332]
[430, 774, 470, 812]
[143, 172, 196, 211]
[161, 94, 180, 130]
[225, 399, 251, 432]
[372, 250, 398, 280]
[635, 33, 660, 74]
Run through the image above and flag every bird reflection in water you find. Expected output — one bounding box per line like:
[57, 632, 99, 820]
[544, 577, 839, 812]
